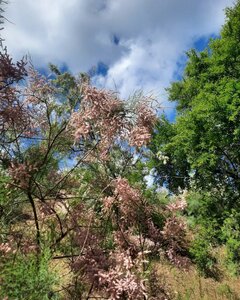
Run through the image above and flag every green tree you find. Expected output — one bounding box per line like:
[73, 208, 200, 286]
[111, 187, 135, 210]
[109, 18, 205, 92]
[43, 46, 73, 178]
[151, 0, 240, 201]
[150, 0, 240, 273]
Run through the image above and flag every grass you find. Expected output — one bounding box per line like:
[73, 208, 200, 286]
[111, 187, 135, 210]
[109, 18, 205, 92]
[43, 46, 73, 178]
[155, 248, 240, 300]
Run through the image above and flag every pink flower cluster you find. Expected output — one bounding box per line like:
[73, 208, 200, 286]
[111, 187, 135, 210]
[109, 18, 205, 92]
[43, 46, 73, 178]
[166, 247, 190, 269]
[70, 86, 124, 148]
[129, 102, 157, 147]
[8, 162, 37, 189]
[166, 197, 187, 212]
[128, 126, 151, 148]
[69, 86, 157, 159]
[0, 51, 29, 137]
[102, 177, 144, 223]
[26, 68, 56, 104]
[102, 177, 190, 269]
[98, 250, 147, 300]
[0, 241, 16, 254]
[161, 216, 190, 269]
[113, 177, 141, 203]
[0, 237, 37, 255]
[161, 216, 186, 240]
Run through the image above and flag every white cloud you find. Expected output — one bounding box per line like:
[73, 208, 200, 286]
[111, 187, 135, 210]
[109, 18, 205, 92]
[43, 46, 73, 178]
[3, 0, 233, 102]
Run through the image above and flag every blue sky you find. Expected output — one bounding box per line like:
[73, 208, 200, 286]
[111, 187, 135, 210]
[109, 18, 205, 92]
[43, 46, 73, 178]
[3, 0, 233, 119]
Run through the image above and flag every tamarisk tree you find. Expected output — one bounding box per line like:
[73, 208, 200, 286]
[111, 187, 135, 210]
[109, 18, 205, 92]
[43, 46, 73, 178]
[0, 54, 190, 298]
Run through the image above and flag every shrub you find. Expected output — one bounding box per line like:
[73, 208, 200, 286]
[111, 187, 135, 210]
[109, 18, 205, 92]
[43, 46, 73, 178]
[189, 230, 217, 278]
[222, 210, 240, 274]
[0, 249, 59, 300]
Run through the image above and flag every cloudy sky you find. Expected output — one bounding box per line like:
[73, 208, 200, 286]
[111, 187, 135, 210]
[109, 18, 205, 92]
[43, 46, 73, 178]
[3, 0, 233, 112]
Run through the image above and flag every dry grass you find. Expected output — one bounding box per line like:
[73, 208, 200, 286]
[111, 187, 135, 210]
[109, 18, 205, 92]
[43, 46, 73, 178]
[155, 252, 240, 300]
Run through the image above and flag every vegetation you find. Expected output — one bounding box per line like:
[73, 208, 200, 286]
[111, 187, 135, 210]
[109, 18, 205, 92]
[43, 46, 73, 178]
[0, 0, 240, 299]
[150, 0, 240, 278]
[0, 44, 189, 299]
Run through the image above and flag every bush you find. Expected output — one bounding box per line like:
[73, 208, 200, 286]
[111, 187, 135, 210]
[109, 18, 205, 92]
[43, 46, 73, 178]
[189, 229, 218, 278]
[222, 210, 240, 274]
[0, 249, 59, 300]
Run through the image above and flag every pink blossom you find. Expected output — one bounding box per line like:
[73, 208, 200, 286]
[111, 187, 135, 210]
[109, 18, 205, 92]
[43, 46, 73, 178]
[129, 126, 151, 147]
[98, 250, 147, 299]
[69, 86, 157, 158]
[8, 162, 37, 189]
[166, 198, 187, 212]
[102, 196, 115, 213]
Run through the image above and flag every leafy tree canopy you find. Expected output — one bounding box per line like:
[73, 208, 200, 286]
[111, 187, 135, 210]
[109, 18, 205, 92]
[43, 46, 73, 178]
[151, 0, 240, 201]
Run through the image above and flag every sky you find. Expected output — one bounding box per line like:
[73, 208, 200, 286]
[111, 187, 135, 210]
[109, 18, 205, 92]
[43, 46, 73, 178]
[3, 0, 233, 117]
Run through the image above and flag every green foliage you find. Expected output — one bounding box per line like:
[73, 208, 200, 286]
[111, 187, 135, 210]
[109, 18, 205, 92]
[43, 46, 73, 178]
[186, 191, 223, 235]
[149, 117, 190, 193]
[217, 283, 238, 299]
[149, 0, 240, 273]
[151, 0, 240, 195]
[0, 169, 25, 230]
[0, 249, 59, 300]
[49, 63, 83, 111]
[189, 230, 217, 277]
[222, 210, 240, 274]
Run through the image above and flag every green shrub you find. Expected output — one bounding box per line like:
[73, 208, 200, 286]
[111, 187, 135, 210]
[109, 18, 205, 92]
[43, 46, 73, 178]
[0, 249, 59, 300]
[222, 210, 240, 274]
[189, 229, 217, 278]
